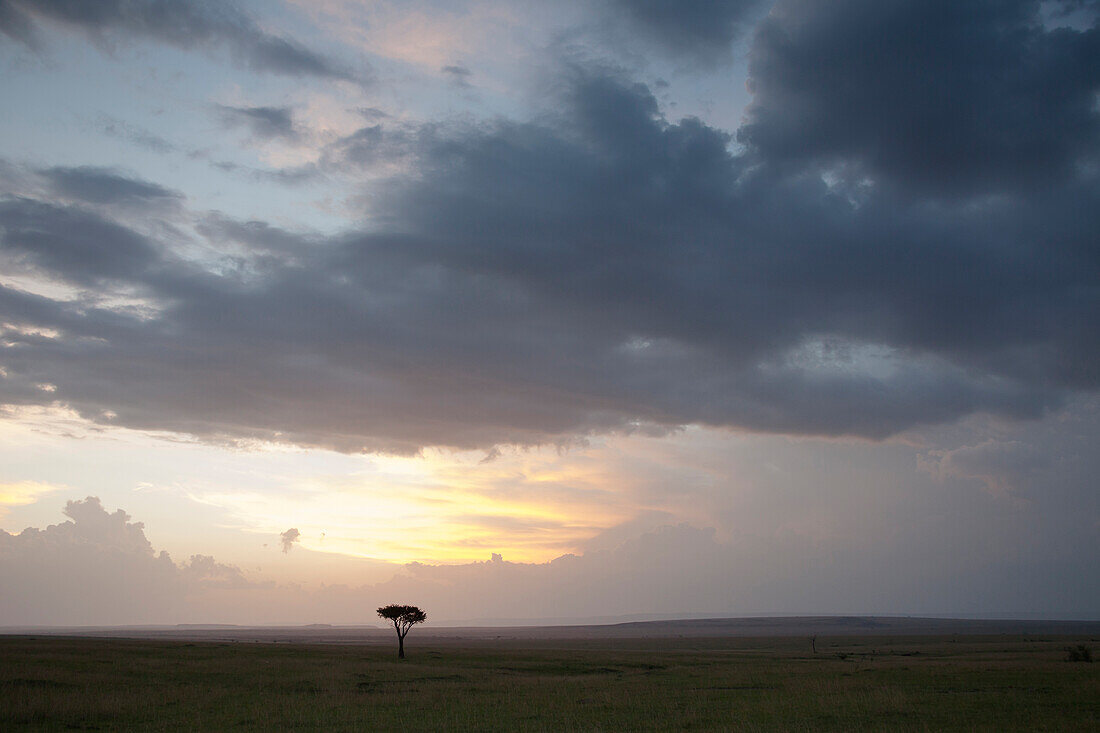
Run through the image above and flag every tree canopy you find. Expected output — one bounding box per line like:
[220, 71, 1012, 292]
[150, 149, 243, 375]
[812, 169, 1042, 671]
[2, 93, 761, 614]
[377, 604, 427, 658]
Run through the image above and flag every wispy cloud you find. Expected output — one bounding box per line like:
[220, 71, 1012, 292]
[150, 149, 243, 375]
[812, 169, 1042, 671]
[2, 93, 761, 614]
[2, 0, 366, 83]
[217, 105, 301, 143]
[0, 479, 63, 518]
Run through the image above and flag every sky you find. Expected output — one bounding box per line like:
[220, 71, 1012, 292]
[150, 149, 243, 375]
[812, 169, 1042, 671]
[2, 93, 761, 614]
[0, 0, 1098, 626]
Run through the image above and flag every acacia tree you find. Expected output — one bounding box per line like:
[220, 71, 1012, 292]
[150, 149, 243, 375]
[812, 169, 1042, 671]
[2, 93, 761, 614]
[376, 604, 427, 659]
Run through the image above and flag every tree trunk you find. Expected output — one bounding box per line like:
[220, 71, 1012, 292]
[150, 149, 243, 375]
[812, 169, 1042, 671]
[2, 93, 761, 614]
[398, 633, 405, 659]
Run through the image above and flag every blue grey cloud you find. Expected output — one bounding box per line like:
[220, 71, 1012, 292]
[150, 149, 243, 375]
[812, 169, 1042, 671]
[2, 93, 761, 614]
[0, 0, 363, 83]
[0, 3, 1097, 453]
[42, 166, 182, 206]
[441, 64, 473, 87]
[608, 0, 765, 63]
[0, 197, 160, 285]
[739, 0, 1100, 195]
[217, 105, 300, 142]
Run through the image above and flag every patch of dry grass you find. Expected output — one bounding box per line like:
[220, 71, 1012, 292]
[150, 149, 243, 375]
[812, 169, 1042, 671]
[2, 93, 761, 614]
[0, 634, 1097, 731]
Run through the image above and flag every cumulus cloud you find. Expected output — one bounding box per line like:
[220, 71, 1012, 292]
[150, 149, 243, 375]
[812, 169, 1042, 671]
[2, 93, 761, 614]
[280, 527, 301, 553]
[0, 498, 746, 625]
[0, 497, 249, 625]
[0, 0, 362, 83]
[3, 490, 1098, 625]
[0, 502, 721, 624]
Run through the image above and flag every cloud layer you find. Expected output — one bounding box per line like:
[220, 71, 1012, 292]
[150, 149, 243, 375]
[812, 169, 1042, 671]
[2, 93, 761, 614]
[608, 0, 764, 63]
[0, 2, 1097, 453]
[0, 0, 360, 82]
[3, 490, 1096, 625]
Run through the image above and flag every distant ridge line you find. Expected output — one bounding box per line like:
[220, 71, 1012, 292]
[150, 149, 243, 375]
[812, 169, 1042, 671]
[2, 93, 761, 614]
[3, 615, 1099, 642]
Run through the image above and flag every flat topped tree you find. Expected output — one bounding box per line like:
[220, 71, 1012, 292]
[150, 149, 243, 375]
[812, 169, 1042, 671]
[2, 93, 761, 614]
[377, 604, 426, 659]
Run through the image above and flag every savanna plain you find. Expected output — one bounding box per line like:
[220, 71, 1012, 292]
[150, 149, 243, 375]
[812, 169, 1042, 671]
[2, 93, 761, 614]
[2, 630, 1098, 731]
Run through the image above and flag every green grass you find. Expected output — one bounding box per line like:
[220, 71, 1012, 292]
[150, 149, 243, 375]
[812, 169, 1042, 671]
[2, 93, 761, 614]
[1, 634, 1097, 731]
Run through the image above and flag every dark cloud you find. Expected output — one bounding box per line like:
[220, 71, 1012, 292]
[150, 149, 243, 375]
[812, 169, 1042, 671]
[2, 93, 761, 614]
[280, 528, 300, 553]
[608, 0, 765, 63]
[441, 64, 473, 87]
[217, 105, 299, 142]
[0, 0, 362, 83]
[0, 197, 160, 284]
[0, 4, 1098, 453]
[318, 122, 417, 173]
[195, 212, 318, 265]
[0, 0, 38, 46]
[739, 0, 1100, 195]
[42, 166, 182, 206]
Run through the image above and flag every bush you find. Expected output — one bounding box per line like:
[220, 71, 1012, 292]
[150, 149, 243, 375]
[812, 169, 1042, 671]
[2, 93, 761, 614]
[1064, 645, 1092, 663]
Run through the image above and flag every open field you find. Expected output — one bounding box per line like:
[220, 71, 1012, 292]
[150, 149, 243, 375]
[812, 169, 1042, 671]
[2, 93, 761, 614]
[2, 630, 1098, 731]
[9, 614, 1100, 644]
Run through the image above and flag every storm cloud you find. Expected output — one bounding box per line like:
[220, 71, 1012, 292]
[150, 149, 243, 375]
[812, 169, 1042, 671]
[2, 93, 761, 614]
[608, 0, 765, 63]
[0, 2, 1097, 453]
[739, 0, 1100, 195]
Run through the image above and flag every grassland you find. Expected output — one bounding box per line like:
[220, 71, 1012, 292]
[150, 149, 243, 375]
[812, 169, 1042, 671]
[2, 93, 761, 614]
[1, 634, 1097, 731]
